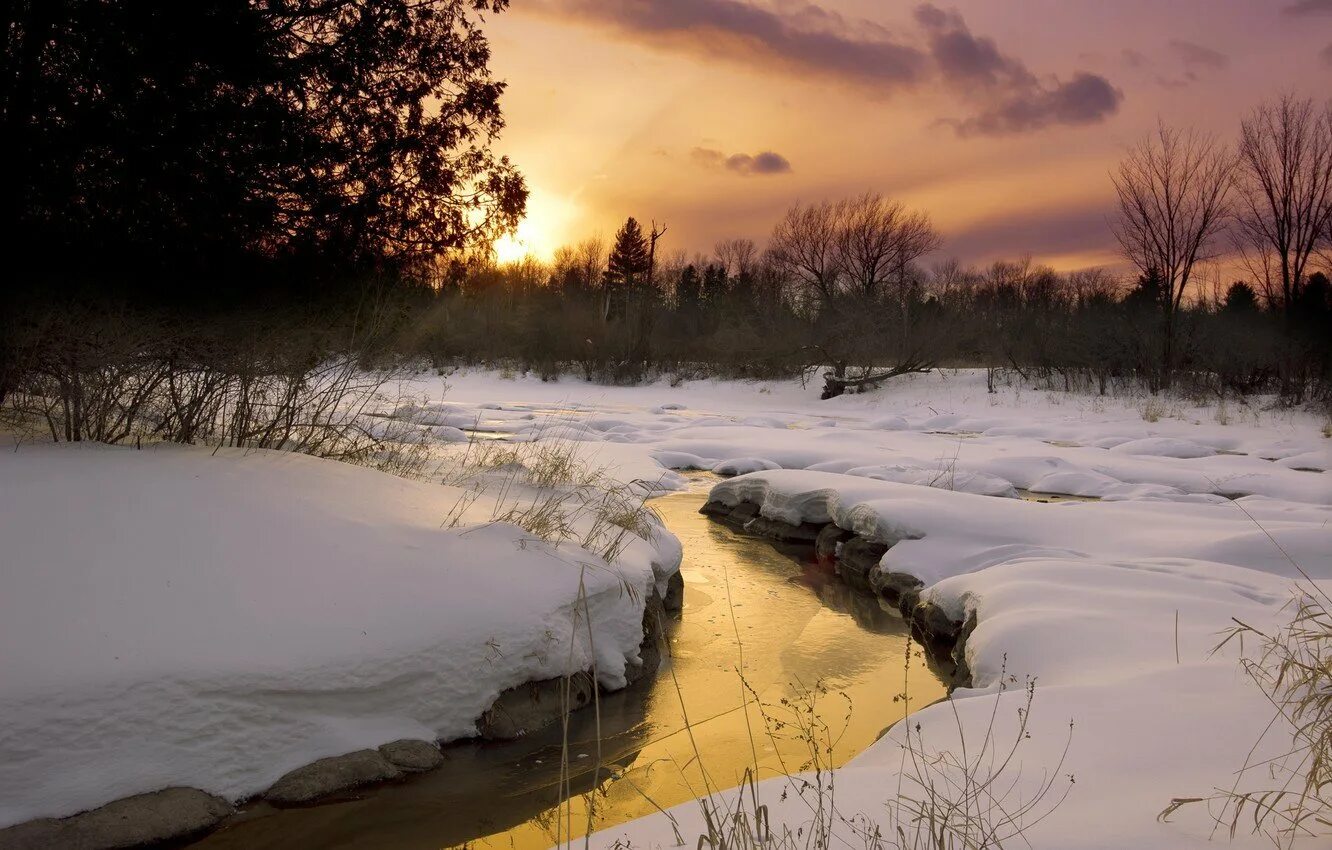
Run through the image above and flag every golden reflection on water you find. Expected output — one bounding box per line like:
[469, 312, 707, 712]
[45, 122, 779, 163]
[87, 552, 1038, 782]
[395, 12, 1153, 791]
[188, 489, 946, 850]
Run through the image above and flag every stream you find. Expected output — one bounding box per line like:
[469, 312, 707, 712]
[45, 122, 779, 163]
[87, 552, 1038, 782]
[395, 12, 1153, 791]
[185, 481, 947, 850]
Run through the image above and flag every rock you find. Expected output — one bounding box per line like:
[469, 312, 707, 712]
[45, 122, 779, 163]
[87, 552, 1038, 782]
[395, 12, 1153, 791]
[815, 524, 854, 564]
[663, 570, 685, 614]
[264, 750, 403, 805]
[744, 515, 825, 545]
[836, 536, 889, 593]
[477, 671, 596, 740]
[726, 502, 759, 525]
[377, 739, 445, 773]
[0, 787, 232, 850]
[625, 589, 667, 686]
[950, 609, 979, 690]
[872, 570, 924, 611]
[909, 600, 962, 667]
[698, 500, 732, 518]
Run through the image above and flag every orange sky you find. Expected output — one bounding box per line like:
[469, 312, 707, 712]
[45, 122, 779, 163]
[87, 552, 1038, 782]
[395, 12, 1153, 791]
[485, 1, 1332, 272]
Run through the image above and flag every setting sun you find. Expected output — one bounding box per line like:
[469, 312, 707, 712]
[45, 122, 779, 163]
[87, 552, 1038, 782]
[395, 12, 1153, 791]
[491, 187, 580, 263]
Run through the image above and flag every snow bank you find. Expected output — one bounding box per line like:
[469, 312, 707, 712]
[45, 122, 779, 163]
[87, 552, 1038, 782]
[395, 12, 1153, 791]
[0, 443, 680, 827]
[588, 464, 1328, 849]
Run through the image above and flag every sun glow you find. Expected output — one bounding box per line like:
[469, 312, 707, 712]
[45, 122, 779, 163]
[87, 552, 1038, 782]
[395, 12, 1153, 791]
[491, 187, 579, 264]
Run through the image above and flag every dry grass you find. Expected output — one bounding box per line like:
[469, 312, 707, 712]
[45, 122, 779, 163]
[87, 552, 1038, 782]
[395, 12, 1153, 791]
[1162, 594, 1332, 848]
[432, 423, 665, 564]
[1161, 499, 1331, 848]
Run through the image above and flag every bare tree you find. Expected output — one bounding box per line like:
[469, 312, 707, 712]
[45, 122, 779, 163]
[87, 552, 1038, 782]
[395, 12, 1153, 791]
[836, 193, 906, 299]
[1233, 95, 1332, 317]
[714, 237, 759, 280]
[767, 200, 843, 312]
[833, 194, 941, 303]
[1112, 122, 1234, 388]
[575, 237, 606, 291]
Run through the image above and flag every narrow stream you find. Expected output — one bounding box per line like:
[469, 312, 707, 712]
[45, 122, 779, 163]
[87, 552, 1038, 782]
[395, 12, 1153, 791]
[185, 484, 947, 850]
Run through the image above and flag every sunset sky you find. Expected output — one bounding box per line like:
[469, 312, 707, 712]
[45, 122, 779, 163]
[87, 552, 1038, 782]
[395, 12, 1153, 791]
[485, 0, 1332, 271]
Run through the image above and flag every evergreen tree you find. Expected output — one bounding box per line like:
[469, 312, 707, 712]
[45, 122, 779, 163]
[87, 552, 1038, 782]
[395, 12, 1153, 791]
[1223, 281, 1260, 314]
[606, 218, 650, 289]
[1124, 267, 1167, 312]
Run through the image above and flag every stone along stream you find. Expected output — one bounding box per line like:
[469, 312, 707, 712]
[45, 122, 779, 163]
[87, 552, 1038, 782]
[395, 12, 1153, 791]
[185, 482, 947, 850]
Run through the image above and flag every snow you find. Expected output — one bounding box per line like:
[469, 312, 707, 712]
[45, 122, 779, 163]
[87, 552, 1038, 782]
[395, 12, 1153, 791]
[3, 366, 1329, 846]
[375, 367, 1328, 849]
[0, 442, 679, 828]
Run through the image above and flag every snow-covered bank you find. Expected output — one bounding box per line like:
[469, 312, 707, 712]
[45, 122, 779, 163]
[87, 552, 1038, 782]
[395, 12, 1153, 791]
[379, 369, 1329, 846]
[590, 470, 1329, 848]
[0, 443, 680, 830]
[374, 368, 1327, 849]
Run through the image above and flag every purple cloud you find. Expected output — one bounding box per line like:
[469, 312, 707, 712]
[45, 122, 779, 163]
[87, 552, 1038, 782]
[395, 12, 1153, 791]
[540, 0, 1122, 137]
[692, 147, 793, 176]
[1285, 0, 1332, 14]
[951, 72, 1123, 137]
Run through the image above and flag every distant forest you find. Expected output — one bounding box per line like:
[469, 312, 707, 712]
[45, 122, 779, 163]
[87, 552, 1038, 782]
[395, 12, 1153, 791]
[1, 1, 1329, 417]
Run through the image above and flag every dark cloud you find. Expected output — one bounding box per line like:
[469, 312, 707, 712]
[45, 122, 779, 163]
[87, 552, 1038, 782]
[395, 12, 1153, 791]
[550, 0, 928, 88]
[951, 73, 1123, 137]
[914, 5, 1120, 136]
[914, 4, 1034, 88]
[692, 147, 793, 176]
[1322, 43, 1332, 66]
[1168, 39, 1229, 71]
[1284, 0, 1332, 14]
[542, 1, 1121, 137]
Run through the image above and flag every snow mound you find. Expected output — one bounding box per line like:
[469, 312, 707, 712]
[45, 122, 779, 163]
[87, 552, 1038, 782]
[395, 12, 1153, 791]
[0, 444, 679, 828]
[1110, 437, 1216, 458]
[712, 457, 782, 476]
[844, 464, 1018, 498]
[866, 415, 910, 430]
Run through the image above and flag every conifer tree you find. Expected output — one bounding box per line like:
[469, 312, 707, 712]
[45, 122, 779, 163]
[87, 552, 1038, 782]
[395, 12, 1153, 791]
[606, 218, 650, 288]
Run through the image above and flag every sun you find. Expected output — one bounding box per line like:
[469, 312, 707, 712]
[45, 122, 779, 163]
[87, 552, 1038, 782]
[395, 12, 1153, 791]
[490, 187, 579, 264]
[492, 219, 543, 264]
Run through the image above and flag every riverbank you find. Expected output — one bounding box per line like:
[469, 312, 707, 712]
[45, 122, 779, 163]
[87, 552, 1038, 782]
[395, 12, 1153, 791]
[0, 442, 681, 847]
[173, 485, 944, 850]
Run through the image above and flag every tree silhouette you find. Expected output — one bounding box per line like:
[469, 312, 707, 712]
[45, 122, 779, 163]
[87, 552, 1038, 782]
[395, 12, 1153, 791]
[606, 218, 650, 289]
[2, 0, 526, 302]
[1223, 282, 1260, 314]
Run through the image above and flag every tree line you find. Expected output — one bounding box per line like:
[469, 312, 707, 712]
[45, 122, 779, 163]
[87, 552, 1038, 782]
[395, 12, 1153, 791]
[399, 92, 1332, 403]
[0, 0, 1327, 415]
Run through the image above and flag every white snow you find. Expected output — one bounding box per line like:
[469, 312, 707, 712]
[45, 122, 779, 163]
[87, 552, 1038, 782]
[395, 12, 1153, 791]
[4, 366, 1329, 848]
[0, 442, 679, 827]
[374, 367, 1328, 850]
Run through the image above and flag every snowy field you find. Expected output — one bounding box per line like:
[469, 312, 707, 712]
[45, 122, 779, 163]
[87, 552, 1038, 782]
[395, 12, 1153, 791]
[390, 368, 1329, 849]
[1, 367, 1328, 848]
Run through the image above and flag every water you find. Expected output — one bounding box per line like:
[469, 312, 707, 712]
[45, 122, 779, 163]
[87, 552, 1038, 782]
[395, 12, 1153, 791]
[186, 486, 946, 850]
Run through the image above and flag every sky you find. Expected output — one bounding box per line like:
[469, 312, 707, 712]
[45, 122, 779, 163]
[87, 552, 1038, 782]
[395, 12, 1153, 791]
[485, 0, 1332, 271]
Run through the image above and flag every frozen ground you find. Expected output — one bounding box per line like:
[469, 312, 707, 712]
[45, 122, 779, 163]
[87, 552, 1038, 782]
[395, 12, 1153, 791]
[381, 367, 1329, 849]
[2, 367, 1328, 848]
